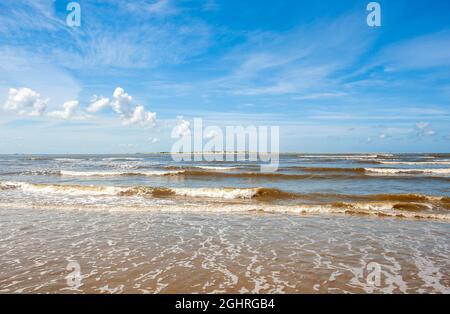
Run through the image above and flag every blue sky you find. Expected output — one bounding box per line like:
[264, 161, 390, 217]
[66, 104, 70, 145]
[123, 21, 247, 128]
[0, 0, 449, 153]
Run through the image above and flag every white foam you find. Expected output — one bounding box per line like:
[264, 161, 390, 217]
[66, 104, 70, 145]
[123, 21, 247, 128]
[300, 155, 379, 159]
[102, 157, 143, 161]
[378, 161, 450, 165]
[60, 170, 182, 177]
[2, 181, 448, 220]
[0, 181, 125, 196]
[195, 166, 238, 171]
[1, 201, 448, 221]
[53, 158, 83, 162]
[172, 187, 259, 199]
[0, 181, 259, 199]
[365, 168, 450, 175]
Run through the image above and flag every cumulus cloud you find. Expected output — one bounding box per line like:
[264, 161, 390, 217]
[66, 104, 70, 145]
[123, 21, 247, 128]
[122, 105, 156, 126]
[87, 96, 110, 113]
[3, 87, 48, 116]
[110, 87, 157, 127]
[3, 86, 157, 127]
[111, 87, 133, 115]
[171, 116, 191, 138]
[48, 100, 85, 120]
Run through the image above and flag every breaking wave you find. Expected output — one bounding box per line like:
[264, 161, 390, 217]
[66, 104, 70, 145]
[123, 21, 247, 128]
[59, 170, 183, 176]
[195, 166, 240, 171]
[3, 167, 450, 181]
[0, 181, 124, 195]
[1, 181, 449, 220]
[0, 199, 447, 221]
[365, 168, 450, 175]
[376, 161, 450, 165]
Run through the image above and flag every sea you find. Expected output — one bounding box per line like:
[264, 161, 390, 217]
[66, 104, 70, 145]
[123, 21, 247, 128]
[0, 153, 448, 293]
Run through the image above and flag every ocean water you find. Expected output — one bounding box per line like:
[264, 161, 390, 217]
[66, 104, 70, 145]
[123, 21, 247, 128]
[0, 153, 449, 293]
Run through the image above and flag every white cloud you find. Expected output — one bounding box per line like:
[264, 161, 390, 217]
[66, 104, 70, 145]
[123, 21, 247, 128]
[3, 86, 157, 127]
[87, 96, 110, 113]
[110, 87, 157, 127]
[48, 100, 85, 120]
[112, 87, 133, 115]
[122, 105, 156, 127]
[3, 87, 47, 116]
[171, 116, 191, 138]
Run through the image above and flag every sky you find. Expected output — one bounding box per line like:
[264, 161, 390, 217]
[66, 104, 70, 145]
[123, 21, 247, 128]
[0, 0, 449, 154]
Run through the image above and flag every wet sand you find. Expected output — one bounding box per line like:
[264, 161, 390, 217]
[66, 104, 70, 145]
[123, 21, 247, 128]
[0, 207, 448, 293]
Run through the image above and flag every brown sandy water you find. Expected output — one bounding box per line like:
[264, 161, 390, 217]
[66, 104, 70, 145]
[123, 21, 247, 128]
[0, 207, 448, 294]
[0, 154, 449, 293]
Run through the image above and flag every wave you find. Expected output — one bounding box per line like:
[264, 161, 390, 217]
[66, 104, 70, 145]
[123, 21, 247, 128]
[0, 199, 447, 221]
[195, 166, 239, 171]
[298, 154, 394, 160]
[164, 165, 241, 171]
[5, 168, 450, 181]
[299, 154, 379, 158]
[0, 169, 183, 177]
[59, 170, 182, 177]
[376, 161, 450, 165]
[365, 168, 450, 175]
[2, 181, 449, 220]
[53, 158, 85, 162]
[0, 181, 125, 195]
[286, 166, 366, 173]
[23, 157, 54, 161]
[102, 157, 143, 161]
[2, 180, 448, 206]
[0, 181, 260, 199]
[173, 170, 450, 181]
[430, 154, 450, 158]
[113, 186, 289, 200]
[176, 170, 360, 180]
[0, 170, 62, 176]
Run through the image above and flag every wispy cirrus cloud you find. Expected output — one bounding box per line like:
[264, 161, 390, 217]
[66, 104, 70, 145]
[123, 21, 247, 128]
[375, 30, 450, 71]
[0, 47, 81, 106]
[1, 0, 211, 70]
[210, 14, 374, 97]
[292, 92, 348, 100]
[1, 1, 450, 153]
[0, 0, 65, 36]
